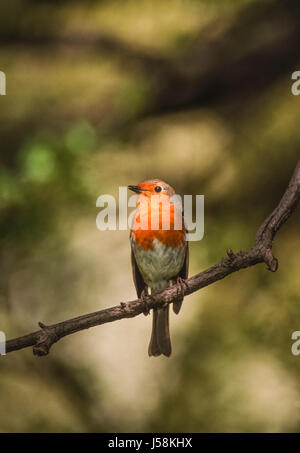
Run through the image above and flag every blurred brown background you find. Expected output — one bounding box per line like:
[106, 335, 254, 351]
[0, 0, 300, 432]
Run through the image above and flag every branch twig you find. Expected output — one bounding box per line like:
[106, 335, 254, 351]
[5, 160, 300, 356]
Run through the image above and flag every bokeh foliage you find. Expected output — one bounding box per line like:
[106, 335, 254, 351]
[0, 0, 300, 432]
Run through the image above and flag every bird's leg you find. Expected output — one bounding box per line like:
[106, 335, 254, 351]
[140, 288, 151, 316]
[175, 276, 188, 303]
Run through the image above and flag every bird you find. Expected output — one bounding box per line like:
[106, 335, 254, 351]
[129, 179, 188, 357]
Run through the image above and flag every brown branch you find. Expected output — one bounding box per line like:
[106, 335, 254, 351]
[5, 160, 300, 356]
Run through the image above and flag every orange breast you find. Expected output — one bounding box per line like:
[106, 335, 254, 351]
[131, 199, 186, 250]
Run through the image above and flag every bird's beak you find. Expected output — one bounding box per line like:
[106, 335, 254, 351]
[128, 185, 145, 194]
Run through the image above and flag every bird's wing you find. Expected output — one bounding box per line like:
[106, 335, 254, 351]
[173, 243, 189, 314]
[131, 249, 147, 298]
[178, 242, 189, 280]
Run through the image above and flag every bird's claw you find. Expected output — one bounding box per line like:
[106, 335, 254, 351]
[140, 289, 150, 316]
[176, 276, 188, 302]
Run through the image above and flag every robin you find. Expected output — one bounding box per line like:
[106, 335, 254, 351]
[129, 179, 188, 357]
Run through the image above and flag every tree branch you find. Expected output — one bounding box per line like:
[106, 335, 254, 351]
[4, 160, 300, 356]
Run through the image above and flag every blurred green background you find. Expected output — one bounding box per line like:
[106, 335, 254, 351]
[0, 0, 300, 432]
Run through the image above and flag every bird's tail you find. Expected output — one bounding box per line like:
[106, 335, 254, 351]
[148, 306, 171, 357]
[148, 283, 171, 357]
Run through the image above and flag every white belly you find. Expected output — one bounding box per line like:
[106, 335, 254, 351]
[131, 238, 186, 289]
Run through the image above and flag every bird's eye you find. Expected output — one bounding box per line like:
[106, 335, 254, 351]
[154, 186, 162, 193]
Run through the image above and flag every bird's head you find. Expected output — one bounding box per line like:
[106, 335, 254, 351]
[128, 179, 175, 198]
